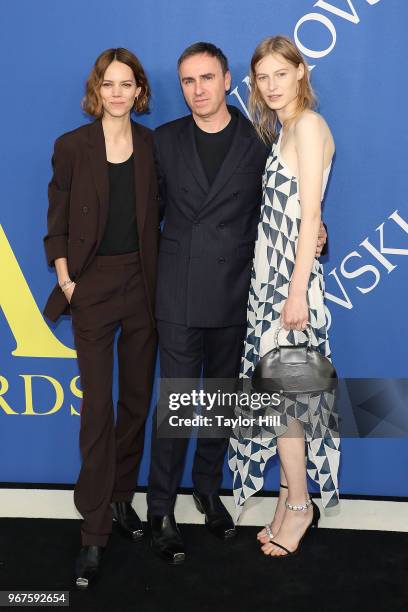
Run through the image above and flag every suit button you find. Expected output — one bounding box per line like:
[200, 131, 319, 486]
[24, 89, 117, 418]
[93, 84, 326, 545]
[79, 237, 85, 244]
[232, 192, 239, 198]
[218, 223, 225, 229]
[82, 205, 89, 214]
[182, 187, 189, 193]
[193, 220, 200, 225]
[217, 257, 226, 264]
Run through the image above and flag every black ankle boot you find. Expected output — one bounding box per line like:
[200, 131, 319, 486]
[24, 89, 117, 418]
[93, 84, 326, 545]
[193, 492, 236, 539]
[111, 501, 144, 541]
[150, 514, 185, 565]
[75, 545, 104, 590]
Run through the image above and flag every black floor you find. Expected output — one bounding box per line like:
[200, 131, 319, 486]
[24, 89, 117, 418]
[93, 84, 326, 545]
[0, 518, 407, 611]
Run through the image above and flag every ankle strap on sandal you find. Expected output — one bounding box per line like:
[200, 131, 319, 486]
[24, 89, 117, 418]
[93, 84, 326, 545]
[279, 483, 288, 489]
[285, 498, 312, 511]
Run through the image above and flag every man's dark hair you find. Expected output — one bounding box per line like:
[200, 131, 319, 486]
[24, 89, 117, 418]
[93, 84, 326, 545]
[177, 42, 229, 75]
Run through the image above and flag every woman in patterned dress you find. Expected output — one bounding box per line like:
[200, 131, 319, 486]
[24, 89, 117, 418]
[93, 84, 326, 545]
[228, 35, 339, 558]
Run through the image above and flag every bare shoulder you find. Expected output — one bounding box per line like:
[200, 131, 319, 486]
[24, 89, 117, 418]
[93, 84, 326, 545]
[294, 111, 327, 137]
[294, 111, 334, 151]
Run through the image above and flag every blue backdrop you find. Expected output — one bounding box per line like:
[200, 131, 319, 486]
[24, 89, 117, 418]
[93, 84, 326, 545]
[1, 0, 407, 496]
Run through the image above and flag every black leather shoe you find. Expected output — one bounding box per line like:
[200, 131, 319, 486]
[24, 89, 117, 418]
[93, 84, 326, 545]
[75, 545, 104, 590]
[193, 491, 236, 539]
[149, 514, 185, 565]
[111, 501, 144, 541]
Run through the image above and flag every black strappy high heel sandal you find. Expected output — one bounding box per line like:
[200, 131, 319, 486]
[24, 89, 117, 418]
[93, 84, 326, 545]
[267, 496, 320, 559]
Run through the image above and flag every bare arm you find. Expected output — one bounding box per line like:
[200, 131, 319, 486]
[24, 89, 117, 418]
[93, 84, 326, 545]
[281, 113, 327, 331]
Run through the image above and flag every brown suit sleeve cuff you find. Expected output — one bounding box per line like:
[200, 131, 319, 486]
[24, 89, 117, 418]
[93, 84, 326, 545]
[43, 236, 68, 267]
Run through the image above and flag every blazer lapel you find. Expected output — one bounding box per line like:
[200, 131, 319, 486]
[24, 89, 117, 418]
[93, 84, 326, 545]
[131, 121, 150, 240]
[201, 109, 252, 210]
[87, 119, 109, 245]
[178, 119, 209, 194]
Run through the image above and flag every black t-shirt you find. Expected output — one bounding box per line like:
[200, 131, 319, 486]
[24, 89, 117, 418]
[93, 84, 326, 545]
[97, 153, 139, 255]
[194, 113, 237, 185]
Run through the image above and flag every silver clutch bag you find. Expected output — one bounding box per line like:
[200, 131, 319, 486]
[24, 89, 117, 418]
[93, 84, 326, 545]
[252, 326, 338, 394]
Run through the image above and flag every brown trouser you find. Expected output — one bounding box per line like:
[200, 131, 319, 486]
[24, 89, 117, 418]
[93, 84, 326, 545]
[71, 252, 156, 546]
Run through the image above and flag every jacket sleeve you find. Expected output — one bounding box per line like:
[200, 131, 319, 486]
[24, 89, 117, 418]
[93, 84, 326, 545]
[43, 136, 73, 267]
[153, 131, 167, 224]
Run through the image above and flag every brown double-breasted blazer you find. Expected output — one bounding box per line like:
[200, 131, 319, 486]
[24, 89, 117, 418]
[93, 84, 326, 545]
[43, 118, 160, 323]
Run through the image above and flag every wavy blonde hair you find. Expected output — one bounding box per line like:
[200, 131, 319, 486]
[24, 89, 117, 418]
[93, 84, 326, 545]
[82, 47, 150, 118]
[249, 35, 316, 145]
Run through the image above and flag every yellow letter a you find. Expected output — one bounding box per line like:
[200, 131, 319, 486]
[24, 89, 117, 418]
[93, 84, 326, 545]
[0, 225, 76, 358]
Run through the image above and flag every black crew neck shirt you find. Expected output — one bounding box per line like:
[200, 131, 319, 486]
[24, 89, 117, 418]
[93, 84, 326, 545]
[97, 153, 139, 255]
[194, 113, 237, 185]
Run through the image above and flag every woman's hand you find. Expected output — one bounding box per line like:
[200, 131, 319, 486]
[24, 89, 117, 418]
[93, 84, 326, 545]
[63, 282, 76, 304]
[281, 292, 308, 331]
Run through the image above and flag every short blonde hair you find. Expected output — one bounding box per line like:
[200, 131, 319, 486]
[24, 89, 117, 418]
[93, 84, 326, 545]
[249, 35, 316, 144]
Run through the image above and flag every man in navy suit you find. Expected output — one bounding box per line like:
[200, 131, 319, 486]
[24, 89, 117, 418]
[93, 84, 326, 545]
[147, 42, 327, 564]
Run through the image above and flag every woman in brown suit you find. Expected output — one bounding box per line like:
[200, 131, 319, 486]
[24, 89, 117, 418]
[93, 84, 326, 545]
[43, 48, 159, 588]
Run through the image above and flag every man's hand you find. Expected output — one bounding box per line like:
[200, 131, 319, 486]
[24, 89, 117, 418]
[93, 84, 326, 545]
[316, 221, 327, 257]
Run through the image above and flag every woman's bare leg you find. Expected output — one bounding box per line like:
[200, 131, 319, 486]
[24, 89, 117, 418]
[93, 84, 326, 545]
[257, 463, 288, 542]
[261, 419, 313, 556]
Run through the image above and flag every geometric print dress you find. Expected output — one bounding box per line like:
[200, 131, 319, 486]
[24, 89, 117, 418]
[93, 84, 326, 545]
[228, 129, 340, 517]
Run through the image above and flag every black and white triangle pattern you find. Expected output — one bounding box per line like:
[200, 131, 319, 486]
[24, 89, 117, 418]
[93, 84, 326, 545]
[228, 131, 340, 516]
